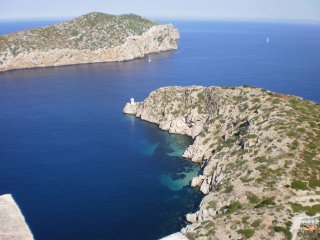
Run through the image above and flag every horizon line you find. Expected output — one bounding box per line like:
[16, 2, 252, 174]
[0, 14, 320, 25]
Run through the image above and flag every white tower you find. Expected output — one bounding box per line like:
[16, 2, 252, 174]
[130, 98, 135, 105]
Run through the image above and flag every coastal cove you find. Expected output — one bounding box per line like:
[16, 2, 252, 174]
[123, 85, 320, 239]
[0, 21, 320, 240]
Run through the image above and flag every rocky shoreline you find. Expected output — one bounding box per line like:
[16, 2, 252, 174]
[124, 86, 320, 239]
[0, 194, 33, 240]
[0, 13, 179, 72]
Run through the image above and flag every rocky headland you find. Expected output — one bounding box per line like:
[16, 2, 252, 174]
[0, 12, 179, 72]
[124, 86, 320, 240]
[0, 194, 33, 240]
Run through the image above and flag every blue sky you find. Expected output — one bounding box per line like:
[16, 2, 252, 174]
[1, 0, 320, 22]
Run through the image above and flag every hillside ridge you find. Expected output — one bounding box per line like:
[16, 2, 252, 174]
[0, 12, 179, 72]
[124, 85, 320, 240]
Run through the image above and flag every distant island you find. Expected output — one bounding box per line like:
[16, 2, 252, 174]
[124, 85, 320, 240]
[0, 12, 179, 72]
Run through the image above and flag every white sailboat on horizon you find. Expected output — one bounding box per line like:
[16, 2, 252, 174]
[148, 54, 152, 62]
[266, 37, 269, 44]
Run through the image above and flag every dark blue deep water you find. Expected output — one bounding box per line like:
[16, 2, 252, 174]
[0, 20, 319, 240]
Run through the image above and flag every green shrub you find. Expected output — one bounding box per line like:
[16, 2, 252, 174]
[246, 192, 261, 204]
[237, 229, 255, 239]
[206, 228, 215, 235]
[287, 130, 297, 137]
[206, 201, 216, 210]
[273, 226, 292, 240]
[240, 175, 254, 183]
[291, 203, 320, 216]
[309, 178, 320, 189]
[297, 128, 305, 133]
[251, 220, 261, 228]
[306, 204, 320, 216]
[225, 201, 242, 214]
[272, 99, 281, 105]
[308, 142, 317, 150]
[254, 156, 268, 163]
[290, 202, 305, 213]
[185, 232, 196, 240]
[290, 140, 299, 150]
[224, 138, 237, 148]
[242, 216, 250, 224]
[255, 197, 276, 208]
[291, 180, 308, 190]
[172, 109, 180, 116]
[224, 184, 234, 193]
[302, 150, 317, 161]
[203, 138, 210, 145]
[197, 92, 205, 100]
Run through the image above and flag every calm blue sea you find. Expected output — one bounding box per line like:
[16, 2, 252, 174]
[0, 20, 319, 240]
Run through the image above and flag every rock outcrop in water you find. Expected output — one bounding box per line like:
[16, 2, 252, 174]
[0, 194, 33, 240]
[0, 12, 179, 72]
[124, 86, 320, 240]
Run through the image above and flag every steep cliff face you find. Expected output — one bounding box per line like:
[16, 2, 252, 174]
[124, 86, 320, 240]
[0, 12, 179, 72]
[0, 194, 33, 240]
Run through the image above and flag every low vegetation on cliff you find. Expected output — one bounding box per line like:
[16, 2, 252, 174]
[0, 12, 156, 55]
[124, 85, 320, 240]
[0, 12, 179, 72]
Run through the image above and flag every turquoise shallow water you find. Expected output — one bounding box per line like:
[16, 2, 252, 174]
[0, 20, 319, 240]
[161, 167, 200, 192]
[160, 133, 200, 191]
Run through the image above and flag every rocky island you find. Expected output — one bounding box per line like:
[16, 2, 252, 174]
[0, 12, 179, 72]
[124, 86, 320, 240]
